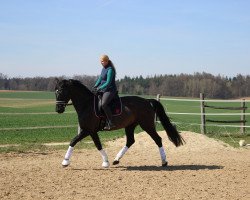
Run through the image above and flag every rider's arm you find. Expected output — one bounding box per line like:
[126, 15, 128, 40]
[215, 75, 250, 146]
[98, 68, 114, 90]
[94, 76, 102, 88]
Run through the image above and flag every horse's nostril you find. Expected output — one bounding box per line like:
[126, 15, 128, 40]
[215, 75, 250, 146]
[56, 104, 65, 113]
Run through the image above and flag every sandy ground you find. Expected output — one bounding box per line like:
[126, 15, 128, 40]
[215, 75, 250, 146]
[0, 131, 249, 200]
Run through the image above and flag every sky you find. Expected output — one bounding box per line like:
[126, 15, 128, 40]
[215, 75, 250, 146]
[0, 0, 249, 79]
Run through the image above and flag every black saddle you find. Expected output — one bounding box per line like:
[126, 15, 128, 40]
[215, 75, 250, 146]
[94, 93, 122, 118]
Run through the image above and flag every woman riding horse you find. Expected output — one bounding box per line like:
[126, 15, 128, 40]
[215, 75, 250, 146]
[55, 79, 184, 168]
[93, 55, 117, 130]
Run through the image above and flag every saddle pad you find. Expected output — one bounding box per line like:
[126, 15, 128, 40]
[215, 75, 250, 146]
[94, 95, 122, 118]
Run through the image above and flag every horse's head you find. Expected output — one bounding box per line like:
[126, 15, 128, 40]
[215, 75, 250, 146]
[55, 79, 71, 113]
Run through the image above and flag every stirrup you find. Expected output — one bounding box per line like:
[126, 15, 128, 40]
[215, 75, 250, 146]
[104, 122, 116, 130]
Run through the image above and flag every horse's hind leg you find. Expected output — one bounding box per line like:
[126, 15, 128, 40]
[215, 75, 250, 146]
[113, 124, 136, 165]
[150, 131, 168, 167]
[140, 123, 168, 167]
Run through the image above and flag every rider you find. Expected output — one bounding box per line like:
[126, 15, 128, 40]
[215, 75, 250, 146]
[93, 55, 118, 130]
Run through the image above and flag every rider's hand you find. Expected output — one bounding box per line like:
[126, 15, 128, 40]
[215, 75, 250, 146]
[92, 87, 97, 94]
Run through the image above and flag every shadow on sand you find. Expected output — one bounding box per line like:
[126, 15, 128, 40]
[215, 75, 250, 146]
[122, 164, 224, 171]
[70, 164, 224, 171]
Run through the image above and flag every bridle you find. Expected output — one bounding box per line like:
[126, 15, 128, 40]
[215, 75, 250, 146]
[56, 100, 73, 106]
[55, 89, 72, 107]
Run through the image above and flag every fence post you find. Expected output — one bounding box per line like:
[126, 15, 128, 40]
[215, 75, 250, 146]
[200, 93, 206, 134]
[240, 99, 246, 134]
[155, 94, 161, 123]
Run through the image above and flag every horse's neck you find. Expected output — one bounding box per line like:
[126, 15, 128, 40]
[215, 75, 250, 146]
[70, 89, 93, 114]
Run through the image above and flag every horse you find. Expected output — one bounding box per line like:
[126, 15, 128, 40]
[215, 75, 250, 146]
[55, 79, 184, 168]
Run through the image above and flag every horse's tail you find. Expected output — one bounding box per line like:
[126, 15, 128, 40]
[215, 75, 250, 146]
[149, 99, 185, 147]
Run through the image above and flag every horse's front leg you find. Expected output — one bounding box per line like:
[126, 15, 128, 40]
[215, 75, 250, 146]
[62, 130, 89, 167]
[90, 132, 110, 168]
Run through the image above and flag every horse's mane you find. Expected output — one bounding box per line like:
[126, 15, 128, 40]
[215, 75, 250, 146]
[69, 79, 92, 94]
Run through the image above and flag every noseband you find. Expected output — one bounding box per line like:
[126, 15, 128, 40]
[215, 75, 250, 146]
[56, 101, 73, 106]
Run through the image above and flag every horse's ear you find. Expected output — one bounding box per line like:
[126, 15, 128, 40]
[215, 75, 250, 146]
[68, 79, 73, 85]
[55, 78, 59, 84]
[54, 78, 60, 90]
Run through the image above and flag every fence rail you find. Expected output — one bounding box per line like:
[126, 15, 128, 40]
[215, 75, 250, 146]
[159, 93, 249, 134]
[159, 97, 250, 103]
[166, 112, 250, 116]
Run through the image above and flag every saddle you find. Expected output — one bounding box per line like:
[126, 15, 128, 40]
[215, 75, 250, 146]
[94, 93, 122, 119]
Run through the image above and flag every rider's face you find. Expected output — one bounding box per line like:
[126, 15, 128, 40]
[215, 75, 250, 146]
[100, 59, 109, 67]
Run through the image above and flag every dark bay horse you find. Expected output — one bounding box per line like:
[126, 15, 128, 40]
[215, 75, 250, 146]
[55, 79, 184, 168]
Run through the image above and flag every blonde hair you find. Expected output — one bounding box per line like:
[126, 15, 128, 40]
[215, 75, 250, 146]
[100, 54, 110, 62]
[100, 54, 116, 77]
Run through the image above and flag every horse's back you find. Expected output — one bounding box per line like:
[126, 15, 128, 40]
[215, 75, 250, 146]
[121, 96, 154, 114]
[121, 95, 149, 104]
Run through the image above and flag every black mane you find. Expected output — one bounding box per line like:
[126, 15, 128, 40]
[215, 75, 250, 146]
[69, 79, 92, 94]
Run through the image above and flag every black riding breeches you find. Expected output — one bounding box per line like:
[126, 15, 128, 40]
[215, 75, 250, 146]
[100, 91, 116, 122]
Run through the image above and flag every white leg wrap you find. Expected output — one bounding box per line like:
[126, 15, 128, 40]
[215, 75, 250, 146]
[100, 149, 108, 162]
[65, 146, 74, 160]
[62, 146, 74, 167]
[115, 146, 128, 161]
[62, 159, 70, 166]
[159, 147, 166, 161]
[100, 149, 109, 168]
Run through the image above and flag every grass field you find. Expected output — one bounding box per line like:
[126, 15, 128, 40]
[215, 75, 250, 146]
[0, 90, 148, 153]
[160, 98, 250, 132]
[0, 90, 249, 152]
[160, 97, 250, 147]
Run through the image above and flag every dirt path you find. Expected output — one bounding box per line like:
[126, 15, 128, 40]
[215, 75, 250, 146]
[0, 131, 249, 200]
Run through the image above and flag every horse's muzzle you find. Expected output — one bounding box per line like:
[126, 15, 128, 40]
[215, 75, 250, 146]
[56, 101, 67, 113]
[56, 104, 65, 113]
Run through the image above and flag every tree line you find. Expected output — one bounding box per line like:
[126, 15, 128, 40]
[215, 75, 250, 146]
[0, 72, 249, 99]
[0, 73, 97, 92]
[117, 73, 250, 99]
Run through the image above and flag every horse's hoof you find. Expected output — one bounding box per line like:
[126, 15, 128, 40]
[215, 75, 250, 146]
[162, 161, 168, 167]
[113, 160, 119, 165]
[102, 161, 110, 168]
[62, 159, 70, 167]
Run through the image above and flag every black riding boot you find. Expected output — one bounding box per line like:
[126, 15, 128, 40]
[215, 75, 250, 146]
[103, 107, 116, 130]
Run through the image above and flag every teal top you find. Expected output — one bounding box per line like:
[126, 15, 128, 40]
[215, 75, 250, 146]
[94, 67, 117, 92]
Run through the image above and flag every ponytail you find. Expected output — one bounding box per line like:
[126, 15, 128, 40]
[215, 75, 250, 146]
[109, 60, 116, 78]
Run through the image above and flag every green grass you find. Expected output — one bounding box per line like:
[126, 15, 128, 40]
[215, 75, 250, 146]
[0, 90, 148, 152]
[0, 90, 55, 99]
[206, 132, 250, 148]
[160, 97, 250, 133]
[0, 124, 146, 153]
[160, 97, 250, 147]
[0, 91, 249, 153]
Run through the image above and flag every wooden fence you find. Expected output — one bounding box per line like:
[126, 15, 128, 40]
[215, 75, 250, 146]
[200, 93, 247, 134]
[158, 93, 249, 134]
